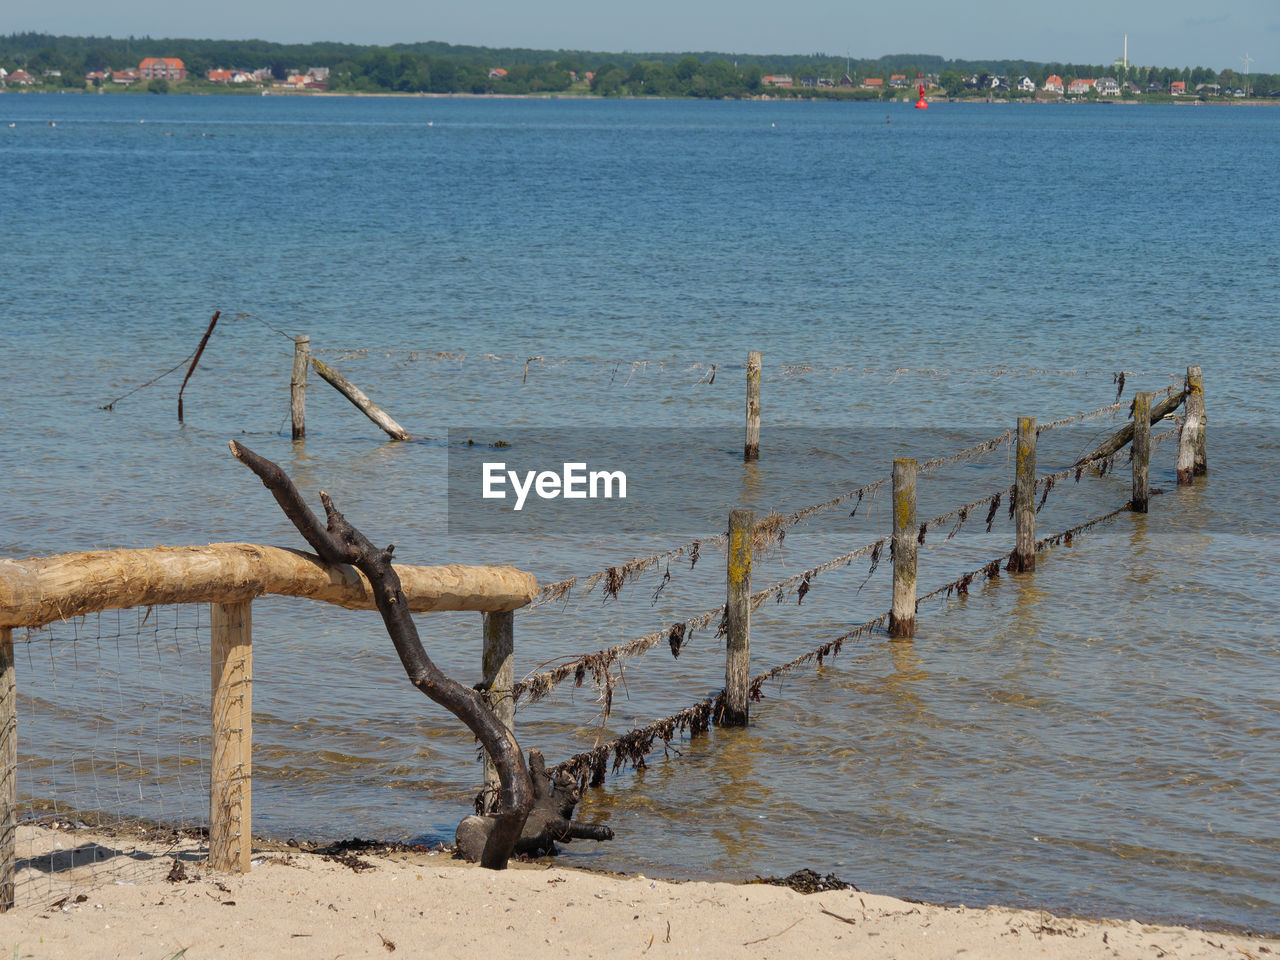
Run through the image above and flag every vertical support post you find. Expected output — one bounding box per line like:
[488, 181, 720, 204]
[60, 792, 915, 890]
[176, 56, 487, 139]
[723, 509, 754, 726]
[1187, 365, 1207, 476]
[210, 601, 252, 874]
[1177, 370, 1202, 485]
[1010, 417, 1037, 572]
[1132, 392, 1152, 513]
[0, 628, 14, 912]
[744, 351, 762, 462]
[890, 458, 918, 638]
[291, 335, 310, 440]
[480, 610, 514, 811]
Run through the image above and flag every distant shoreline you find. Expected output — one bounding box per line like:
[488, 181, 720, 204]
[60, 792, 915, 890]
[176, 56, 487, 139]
[4, 88, 1279, 106]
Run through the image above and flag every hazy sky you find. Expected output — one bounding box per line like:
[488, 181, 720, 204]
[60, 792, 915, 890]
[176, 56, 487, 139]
[11, 0, 1279, 72]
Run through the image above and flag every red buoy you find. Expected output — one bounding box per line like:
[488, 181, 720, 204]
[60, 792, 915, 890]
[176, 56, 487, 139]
[915, 72, 929, 109]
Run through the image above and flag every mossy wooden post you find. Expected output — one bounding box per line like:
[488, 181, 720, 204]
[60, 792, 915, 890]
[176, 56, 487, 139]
[0, 627, 14, 912]
[290, 335, 309, 440]
[210, 601, 252, 874]
[1187, 365, 1207, 476]
[723, 509, 754, 726]
[1177, 368, 1203, 485]
[744, 351, 762, 462]
[890, 458, 918, 638]
[1009, 417, 1037, 572]
[1132, 392, 1152, 513]
[480, 611, 515, 812]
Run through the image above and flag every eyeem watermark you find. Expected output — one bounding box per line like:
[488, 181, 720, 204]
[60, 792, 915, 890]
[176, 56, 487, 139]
[482, 462, 627, 511]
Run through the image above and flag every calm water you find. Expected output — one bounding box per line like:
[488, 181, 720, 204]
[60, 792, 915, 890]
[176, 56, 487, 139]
[1, 94, 1278, 932]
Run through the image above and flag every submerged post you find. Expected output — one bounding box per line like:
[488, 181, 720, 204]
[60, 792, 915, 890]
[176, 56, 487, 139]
[210, 601, 252, 873]
[723, 509, 754, 726]
[1187, 365, 1207, 476]
[1132, 392, 1152, 513]
[890, 458, 918, 638]
[480, 611, 515, 811]
[0, 627, 13, 912]
[311, 357, 411, 441]
[744, 351, 762, 462]
[1177, 371, 1202, 485]
[290, 335, 310, 440]
[1010, 417, 1037, 572]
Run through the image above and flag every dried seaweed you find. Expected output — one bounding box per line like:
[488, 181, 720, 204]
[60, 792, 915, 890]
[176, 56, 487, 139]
[1114, 371, 1126, 401]
[796, 573, 811, 605]
[985, 492, 1002, 532]
[667, 622, 686, 659]
[916, 522, 928, 545]
[1037, 476, 1055, 513]
[752, 869, 856, 894]
[1007, 486, 1017, 520]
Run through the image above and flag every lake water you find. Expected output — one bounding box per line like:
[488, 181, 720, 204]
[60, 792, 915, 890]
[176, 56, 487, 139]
[1, 93, 1278, 932]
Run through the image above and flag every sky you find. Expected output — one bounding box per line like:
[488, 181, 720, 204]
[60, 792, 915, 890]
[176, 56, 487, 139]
[9, 0, 1280, 73]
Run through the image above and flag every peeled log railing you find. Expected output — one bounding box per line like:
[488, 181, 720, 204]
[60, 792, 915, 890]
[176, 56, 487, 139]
[0, 543, 537, 904]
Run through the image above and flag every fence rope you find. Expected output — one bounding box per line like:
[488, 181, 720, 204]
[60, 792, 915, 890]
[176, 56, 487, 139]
[516, 423, 1181, 707]
[552, 499, 1143, 789]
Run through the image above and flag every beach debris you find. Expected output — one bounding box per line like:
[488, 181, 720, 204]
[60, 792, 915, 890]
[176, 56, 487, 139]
[752, 869, 857, 894]
[456, 749, 613, 862]
[165, 859, 188, 883]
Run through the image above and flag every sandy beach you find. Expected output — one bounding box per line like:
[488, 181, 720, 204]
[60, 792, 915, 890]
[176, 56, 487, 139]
[0, 825, 1274, 959]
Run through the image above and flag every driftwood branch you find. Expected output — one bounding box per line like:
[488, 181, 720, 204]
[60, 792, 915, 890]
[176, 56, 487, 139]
[229, 440, 532, 868]
[1074, 389, 1184, 465]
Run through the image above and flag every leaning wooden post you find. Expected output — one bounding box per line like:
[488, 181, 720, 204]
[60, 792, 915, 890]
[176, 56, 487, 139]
[1009, 417, 1037, 572]
[480, 611, 515, 812]
[1131, 392, 1152, 513]
[890, 458, 918, 638]
[311, 357, 411, 441]
[210, 601, 252, 874]
[1187, 365, 1207, 476]
[744, 351, 762, 462]
[290, 335, 310, 440]
[723, 509, 754, 726]
[0, 627, 14, 912]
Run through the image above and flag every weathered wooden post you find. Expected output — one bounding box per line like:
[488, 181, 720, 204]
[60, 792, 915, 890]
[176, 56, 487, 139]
[890, 458, 917, 638]
[0, 627, 14, 912]
[1009, 417, 1037, 572]
[723, 509, 754, 725]
[311, 357, 411, 441]
[744, 351, 762, 462]
[1187, 365, 1207, 476]
[1132, 392, 1152, 513]
[290, 335, 310, 440]
[480, 611, 515, 811]
[1177, 371, 1202, 485]
[210, 601, 252, 873]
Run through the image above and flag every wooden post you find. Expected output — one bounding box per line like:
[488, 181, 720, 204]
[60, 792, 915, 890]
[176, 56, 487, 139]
[1009, 417, 1037, 572]
[0, 628, 14, 912]
[1074, 390, 1185, 466]
[1177, 370, 1202, 484]
[744, 351, 761, 462]
[890, 459, 917, 638]
[480, 611, 514, 812]
[723, 509, 754, 726]
[290, 335, 310, 440]
[311, 357, 411, 441]
[210, 601, 252, 874]
[1132, 392, 1152, 513]
[1187, 365, 1207, 476]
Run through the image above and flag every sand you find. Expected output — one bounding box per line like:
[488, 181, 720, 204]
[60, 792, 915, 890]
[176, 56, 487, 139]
[0, 825, 1275, 959]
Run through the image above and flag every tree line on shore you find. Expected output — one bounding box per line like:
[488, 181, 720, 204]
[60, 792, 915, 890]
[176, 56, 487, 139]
[2, 32, 1276, 99]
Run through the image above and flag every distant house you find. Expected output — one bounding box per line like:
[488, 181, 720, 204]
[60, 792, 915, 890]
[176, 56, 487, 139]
[307, 67, 330, 82]
[1195, 83, 1220, 96]
[761, 75, 793, 88]
[1169, 81, 1186, 96]
[862, 77, 884, 89]
[1095, 77, 1120, 96]
[889, 74, 908, 88]
[1044, 75, 1064, 94]
[1146, 81, 1165, 93]
[1067, 78, 1095, 95]
[111, 69, 140, 86]
[0, 68, 8, 81]
[139, 58, 186, 82]
[488, 68, 507, 79]
[1018, 76, 1036, 92]
[85, 70, 107, 83]
[6, 69, 34, 86]
[207, 69, 234, 84]
[839, 74, 853, 87]
[800, 76, 818, 88]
